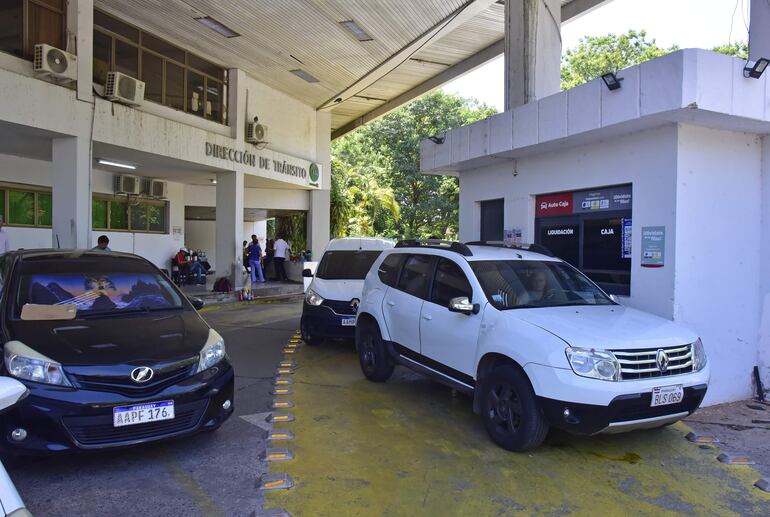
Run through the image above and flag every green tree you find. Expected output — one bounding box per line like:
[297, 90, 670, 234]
[561, 30, 677, 89]
[712, 42, 748, 59]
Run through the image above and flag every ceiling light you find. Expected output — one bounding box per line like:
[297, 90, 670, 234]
[290, 69, 320, 83]
[340, 20, 373, 42]
[195, 16, 240, 38]
[743, 58, 769, 79]
[97, 159, 137, 170]
[601, 72, 623, 91]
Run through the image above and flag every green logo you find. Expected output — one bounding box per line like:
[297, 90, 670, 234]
[309, 163, 320, 186]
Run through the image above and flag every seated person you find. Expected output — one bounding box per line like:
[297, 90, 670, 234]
[527, 270, 549, 303]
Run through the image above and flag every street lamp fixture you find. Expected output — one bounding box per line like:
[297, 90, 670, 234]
[601, 72, 623, 91]
[743, 58, 770, 79]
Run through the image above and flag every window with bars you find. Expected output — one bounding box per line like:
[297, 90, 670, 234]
[93, 10, 228, 125]
[0, 0, 66, 61]
[92, 195, 168, 234]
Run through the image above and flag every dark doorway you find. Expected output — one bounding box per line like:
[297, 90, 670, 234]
[480, 199, 504, 241]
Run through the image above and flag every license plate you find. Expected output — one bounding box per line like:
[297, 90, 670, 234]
[650, 384, 683, 407]
[113, 400, 175, 427]
[341, 317, 356, 326]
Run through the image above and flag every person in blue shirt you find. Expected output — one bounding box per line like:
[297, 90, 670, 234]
[247, 235, 265, 284]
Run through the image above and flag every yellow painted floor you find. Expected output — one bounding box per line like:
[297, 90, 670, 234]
[265, 339, 769, 516]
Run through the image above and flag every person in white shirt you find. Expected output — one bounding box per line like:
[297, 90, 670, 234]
[0, 218, 10, 254]
[273, 236, 290, 281]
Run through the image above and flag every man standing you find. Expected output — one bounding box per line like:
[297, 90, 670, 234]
[247, 235, 265, 284]
[92, 235, 111, 251]
[273, 235, 290, 281]
[0, 218, 9, 254]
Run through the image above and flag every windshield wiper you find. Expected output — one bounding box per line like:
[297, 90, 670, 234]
[79, 306, 181, 318]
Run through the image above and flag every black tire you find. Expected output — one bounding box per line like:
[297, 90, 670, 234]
[480, 364, 549, 452]
[300, 318, 323, 346]
[356, 319, 394, 382]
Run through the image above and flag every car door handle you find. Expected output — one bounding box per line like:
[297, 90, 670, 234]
[386, 301, 396, 307]
[422, 314, 432, 321]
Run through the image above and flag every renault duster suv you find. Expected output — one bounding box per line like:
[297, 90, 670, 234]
[355, 240, 709, 451]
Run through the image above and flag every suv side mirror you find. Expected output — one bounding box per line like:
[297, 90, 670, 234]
[302, 268, 314, 278]
[448, 296, 480, 315]
[189, 297, 205, 310]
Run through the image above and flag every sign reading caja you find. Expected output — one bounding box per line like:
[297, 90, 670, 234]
[204, 142, 320, 187]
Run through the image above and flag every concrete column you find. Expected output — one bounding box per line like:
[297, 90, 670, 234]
[504, 0, 562, 111]
[758, 137, 770, 392]
[750, 0, 770, 62]
[228, 68, 246, 141]
[215, 170, 245, 288]
[308, 111, 331, 260]
[67, 0, 94, 102]
[52, 136, 91, 248]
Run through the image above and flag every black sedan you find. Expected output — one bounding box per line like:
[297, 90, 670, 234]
[0, 249, 234, 454]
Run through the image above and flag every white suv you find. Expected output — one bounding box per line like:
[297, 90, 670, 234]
[356, 240, 709, 451]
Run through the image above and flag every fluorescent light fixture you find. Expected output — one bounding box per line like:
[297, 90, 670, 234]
[98, 159, 137, 170]
[340, 20, 373, 41]
[601, 72, 623, 91]
[195, 16, 240, 38]
[744, 57, 770, 79]
[290, 69, 320, 83]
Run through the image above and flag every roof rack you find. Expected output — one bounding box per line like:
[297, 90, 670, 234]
[394, 239, 473, 257]
[464, 241, 554, 257]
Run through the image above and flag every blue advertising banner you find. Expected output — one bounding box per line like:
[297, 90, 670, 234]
[641, 226, 665, 267]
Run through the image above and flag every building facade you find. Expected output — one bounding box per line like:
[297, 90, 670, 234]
[0, 0, 330, 284]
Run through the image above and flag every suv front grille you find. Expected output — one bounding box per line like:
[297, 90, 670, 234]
[612, 344, 693, 380]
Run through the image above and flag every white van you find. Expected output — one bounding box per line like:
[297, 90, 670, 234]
[300, 237, 394, 345]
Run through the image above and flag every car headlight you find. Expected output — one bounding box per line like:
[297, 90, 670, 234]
[692, 338, 707, 371]
[197, 329, 226, 372]
[305, 288, 324, 306]
[565, 346, 620, 381]
[4, 340, 72, 387]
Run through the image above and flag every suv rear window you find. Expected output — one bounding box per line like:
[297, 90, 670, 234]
[377, 253, 404, 287]
[315, 251, 382, 280]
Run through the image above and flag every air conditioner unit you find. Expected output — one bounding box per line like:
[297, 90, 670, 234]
[142, 178, 168, 199]
[246, 122, 268, 143]
[33, 44, 77, 82]
[105, 72, 145, 106]
[114, 174, 141, 195]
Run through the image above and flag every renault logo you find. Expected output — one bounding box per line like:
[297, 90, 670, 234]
[130, 366, 154, 383]
[350, 298, 360, 313]
[656, 349, 670, 373]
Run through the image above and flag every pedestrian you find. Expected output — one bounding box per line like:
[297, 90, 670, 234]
[242, 240, 250, 274]
[0, 218, 9, 254]
[247, 235, 265, 284]
[264, 238, 275, 280]
[273, 235, 290, 281]
[92, 235, 111, 251]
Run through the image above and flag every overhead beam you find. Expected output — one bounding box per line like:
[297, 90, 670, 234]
[330, 0, 615, 139]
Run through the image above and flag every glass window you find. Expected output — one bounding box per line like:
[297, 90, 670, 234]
[206, 78, 223, 122]
[471, 260, 614, 310]
[93, 30, 112, 84]
[188, 54, 223, 80]
[141, 33, 184, 62]
[315, 251, 382, 280]
[141, 50, 163, 103]
[0, 189, 5, 221]
[92, 199, 108, 229]
[115, 39, 138, 78]
[109, 200, 128, 230]
[147, 204, 165, 232]
[27, 1, 64, 52]
[397, 255, 434, 299]
[0, 0, 23, 58]
[130, 204, 147, 231]
[431, 259, 472, 307]
[165, 61, 184, 110]
[94, 10, 138, 42]
[36, 191, 52, 227]
[187, 70, 204, 116]
[8, 191, 34, 225]
[377, 253, 404, 287]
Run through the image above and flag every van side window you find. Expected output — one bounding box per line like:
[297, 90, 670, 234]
[378, 253, 404, 287]
[397, 254, 434, 299]
[431, 258, 472, 307]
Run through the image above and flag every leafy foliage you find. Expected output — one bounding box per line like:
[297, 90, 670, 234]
[712, 42, 748, 60]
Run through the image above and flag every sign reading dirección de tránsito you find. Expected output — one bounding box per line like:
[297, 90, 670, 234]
[204, 142, 318, 186]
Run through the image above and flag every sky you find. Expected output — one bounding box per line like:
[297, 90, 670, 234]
[442, 0, 752, 111]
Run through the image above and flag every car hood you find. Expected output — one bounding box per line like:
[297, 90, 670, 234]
[5, 310, 209, 366]
[512, 305, 698, 350]
[309, 277, 365, 302]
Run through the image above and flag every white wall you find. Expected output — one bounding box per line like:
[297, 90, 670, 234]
[184, 185, 310, 211]
[675, 125, 763, 404]
[459, 125, 679, 318]
[760, 137, 770, 395]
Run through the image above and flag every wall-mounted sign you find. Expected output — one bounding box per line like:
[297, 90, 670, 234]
[504, 228, 523, 244]
[203, 142, 320, 188]
[536, 185, 632, 218]
[535, 192, 572, 217]
[641, 226, 665, 267]
[309, 163, 320, 187]
[622, 218, 632, 259]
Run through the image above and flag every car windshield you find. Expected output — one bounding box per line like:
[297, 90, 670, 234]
[315, 250, 382, 280]
[15, 256, 184, 319]
[470, 260, 615, 310]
